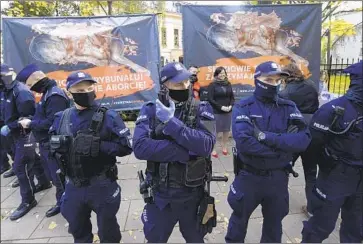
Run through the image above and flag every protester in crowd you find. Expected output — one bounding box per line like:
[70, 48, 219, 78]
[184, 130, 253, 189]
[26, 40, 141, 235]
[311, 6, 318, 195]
[208, 67, 235, 157]
[189, 65, 201, 100]
[279, 62, 319, 217]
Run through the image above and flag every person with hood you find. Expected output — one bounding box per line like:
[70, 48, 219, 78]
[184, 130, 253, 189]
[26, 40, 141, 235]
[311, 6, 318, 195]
[279, 62, 319, 217]
[208, 67, 235, 157]
[17, 64, 70, 218]
[0, 64, 51, 221]
[301, 61, 363, 243]
[226, 61, 311, 242]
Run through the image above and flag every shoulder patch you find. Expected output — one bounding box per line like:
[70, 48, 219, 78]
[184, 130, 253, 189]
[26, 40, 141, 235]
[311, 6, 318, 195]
[312, 122, 329, 131]
[200, 111, 215, 120]
[289, 112, 303, 119]
[235, 114, 252, 123]
[200, 101, 209, 105]
[118, 127, 130, 136]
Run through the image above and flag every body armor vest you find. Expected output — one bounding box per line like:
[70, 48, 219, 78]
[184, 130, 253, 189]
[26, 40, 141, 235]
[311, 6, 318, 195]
[57, 107, 111, 186]
[147, 99, 209, 189]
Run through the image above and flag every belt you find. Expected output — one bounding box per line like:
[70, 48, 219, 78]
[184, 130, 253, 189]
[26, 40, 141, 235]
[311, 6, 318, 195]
[240, 163, 285, 177]
[66, 173, 109, 187]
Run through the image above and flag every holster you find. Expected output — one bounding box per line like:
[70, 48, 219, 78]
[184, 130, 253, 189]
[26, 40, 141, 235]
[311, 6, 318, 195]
[56, 169, 65, 191]
[105, 164, 118, 182]
[196, 192, 217, 235]
[319, 147, 339, 174]
[185, 157, 207, 187]
[232, 147, 239, 175]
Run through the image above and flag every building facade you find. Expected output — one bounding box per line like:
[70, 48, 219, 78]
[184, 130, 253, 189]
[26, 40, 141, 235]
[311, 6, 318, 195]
[158, 11, 183, 66]
[331, 7, 363, 60]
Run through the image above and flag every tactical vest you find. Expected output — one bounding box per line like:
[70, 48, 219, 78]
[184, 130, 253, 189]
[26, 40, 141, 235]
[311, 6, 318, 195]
[57, 106, 111, 186]
[146, 99, 208, 189]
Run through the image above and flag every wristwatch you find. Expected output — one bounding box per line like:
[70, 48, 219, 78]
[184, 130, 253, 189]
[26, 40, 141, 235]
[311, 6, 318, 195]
[257, 132, 266, 141]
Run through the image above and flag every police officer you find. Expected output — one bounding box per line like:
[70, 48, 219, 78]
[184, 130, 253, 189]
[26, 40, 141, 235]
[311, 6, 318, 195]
[0, 86, 11, 174]
[49, 71, 132, 243]
[226, 61, 311, 242]
[0, 64, 51, 221]
[301, 61, 363, 243]
[17, 64, 70, 217]
[133, 62, 216, 243]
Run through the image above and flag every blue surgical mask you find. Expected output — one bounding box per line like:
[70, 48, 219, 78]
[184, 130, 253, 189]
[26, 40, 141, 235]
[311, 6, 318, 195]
[254, 79, 280, 101]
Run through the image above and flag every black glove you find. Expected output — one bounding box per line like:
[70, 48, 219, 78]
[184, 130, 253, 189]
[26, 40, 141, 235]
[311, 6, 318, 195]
[154, 123, 173, 141]
[196, 193, 217, 235]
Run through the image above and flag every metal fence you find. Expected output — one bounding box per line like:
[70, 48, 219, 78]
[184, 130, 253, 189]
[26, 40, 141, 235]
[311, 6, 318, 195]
[320, 57, 361, 96]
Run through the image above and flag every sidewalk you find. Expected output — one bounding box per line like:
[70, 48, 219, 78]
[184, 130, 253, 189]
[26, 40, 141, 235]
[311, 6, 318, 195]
[1, 138, 341, 243]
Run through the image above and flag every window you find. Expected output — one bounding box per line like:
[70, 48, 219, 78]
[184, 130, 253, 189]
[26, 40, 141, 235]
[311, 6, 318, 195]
[161, 27, 167, 48]
[174, 29, 179, 48]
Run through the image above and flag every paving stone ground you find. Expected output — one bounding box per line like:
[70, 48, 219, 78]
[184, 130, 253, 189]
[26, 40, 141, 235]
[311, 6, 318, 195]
[1, 124, 341, 243]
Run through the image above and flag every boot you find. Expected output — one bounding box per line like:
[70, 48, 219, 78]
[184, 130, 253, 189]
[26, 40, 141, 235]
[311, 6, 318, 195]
[45, 205, 61, 218]
[3, 168, 15, 178]
[10, 199, 37, 221]
[11, 179, 19, 188]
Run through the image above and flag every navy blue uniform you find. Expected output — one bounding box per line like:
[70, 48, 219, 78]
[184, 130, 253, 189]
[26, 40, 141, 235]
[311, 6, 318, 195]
[301, 61, 363, 243]
[50, 104, 132, 243]
[0, 91, 11, 173]
[133, 100, 216, 243]
[301, 96, 362, 242]
[3, 81, 49, 203]
[226, 95, 311, 242]
[30, 80, 69, 205]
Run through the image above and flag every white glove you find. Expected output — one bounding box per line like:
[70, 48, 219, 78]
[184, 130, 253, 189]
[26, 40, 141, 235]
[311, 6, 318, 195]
[221, 106, 229, 112]
[18, 118, 31, 129]
[228, 105, 232, 112]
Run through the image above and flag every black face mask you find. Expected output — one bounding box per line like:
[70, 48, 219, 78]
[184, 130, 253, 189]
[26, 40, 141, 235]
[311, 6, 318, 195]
[0, 75, 14, 89]
[71, 91, 96, 107]
[254, 79, 280, 101]
[30, 78, 49, 93]
[169, 89, 189, 102]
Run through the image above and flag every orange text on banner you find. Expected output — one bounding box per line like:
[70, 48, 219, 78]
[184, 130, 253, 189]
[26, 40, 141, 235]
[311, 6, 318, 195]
[197, 56, 311, 87]
[34, 65, 155, 102]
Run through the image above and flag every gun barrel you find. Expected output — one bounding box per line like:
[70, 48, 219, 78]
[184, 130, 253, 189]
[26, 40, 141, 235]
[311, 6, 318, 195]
[211, 176, 228, 182]
[137, 170, 145, 182]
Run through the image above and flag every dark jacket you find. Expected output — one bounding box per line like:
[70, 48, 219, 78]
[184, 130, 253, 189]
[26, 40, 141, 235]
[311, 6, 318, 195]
[207, 79, 235, 114]
[279, 78, 319, 114]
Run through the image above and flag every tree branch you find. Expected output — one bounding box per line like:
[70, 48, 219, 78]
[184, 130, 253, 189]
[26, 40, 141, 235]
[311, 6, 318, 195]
[331, 21, 362, 48]
[97, 1, 108, 15]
